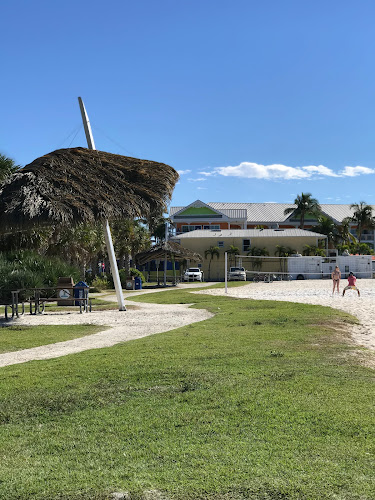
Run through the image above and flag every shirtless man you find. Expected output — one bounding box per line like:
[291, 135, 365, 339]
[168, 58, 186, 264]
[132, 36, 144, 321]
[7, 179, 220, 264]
[331, 266, 341, 295]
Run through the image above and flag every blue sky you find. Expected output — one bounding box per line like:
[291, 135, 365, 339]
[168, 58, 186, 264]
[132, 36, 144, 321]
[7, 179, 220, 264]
[2, 0, 375, 210]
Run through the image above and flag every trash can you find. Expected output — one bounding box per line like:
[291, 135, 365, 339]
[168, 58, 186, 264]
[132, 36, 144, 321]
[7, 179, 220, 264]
[74, 281, 89, 306]
[125, 278, 135, 290]
[134, 277, 142, 290]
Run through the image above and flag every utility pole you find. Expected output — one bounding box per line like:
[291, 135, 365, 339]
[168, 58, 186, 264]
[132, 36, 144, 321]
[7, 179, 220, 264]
[78, 97, 126, 311]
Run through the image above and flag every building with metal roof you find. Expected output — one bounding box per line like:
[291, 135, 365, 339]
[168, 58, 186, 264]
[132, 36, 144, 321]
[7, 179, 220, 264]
[170, 227, 327, 281]
[170, 200, 375, 248]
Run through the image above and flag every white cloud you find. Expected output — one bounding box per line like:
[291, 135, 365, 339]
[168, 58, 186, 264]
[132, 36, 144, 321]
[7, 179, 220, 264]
[188, 177, 207, 182]
[177, 169, 191, 175]
[211, 162, 375, 181]
[216, 162, 311, 180]
[198, 171, 213, 176]
[339, 166, 375, 177]
[197, 186, 207, 190]
[302, 165, 338, 177]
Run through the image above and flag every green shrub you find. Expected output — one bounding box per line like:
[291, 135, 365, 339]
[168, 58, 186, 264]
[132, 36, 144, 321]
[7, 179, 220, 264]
[0, 251, 80, 303]
[127, 268, 146, 283]
[105, 269, 146, 289]
[90, 276, 110, 292]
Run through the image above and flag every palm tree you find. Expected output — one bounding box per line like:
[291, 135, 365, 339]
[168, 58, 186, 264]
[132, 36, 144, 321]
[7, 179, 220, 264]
[204, 246, 220, 281]
[311, 215, 337, 248]
[284, 193, 321, 229]
[274, 245, 296, 272]
[302, 244, 325, 256]
[0, 153, 20, 183]
[350, 202, 375, 244]
[47, 222, 105, 278]
[247, 246, 269, 271]
[149, 217, 172, 243]
[247, 247, 269, 257]
[227, 244, 240, 267]
[336, 217, 357, 246]
[0, 226, 53, 253]
[112, 219, 150, 274]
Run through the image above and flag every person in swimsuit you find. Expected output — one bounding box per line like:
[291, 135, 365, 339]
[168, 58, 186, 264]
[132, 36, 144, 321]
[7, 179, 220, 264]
[331, 266, 341, 295]
[342, 272, 360, 297]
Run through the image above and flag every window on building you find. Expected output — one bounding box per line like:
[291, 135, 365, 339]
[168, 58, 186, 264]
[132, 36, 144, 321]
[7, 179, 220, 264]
[203, 225, 210, 230]
[211, 225, 220, 230]
[243, 239, 251, 252]
[218, 241, 224, 248]
[182, 225, 202, 232]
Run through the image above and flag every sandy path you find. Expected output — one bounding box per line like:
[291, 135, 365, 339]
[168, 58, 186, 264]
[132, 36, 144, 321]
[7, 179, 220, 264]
[195, 279, 375, 350]
[0, 284, 216, 368]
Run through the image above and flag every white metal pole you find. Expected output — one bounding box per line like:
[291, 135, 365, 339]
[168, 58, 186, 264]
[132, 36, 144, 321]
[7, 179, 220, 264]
[103, 220, 126, 309]
[78, 97, 126, 311]
[225, 251, 228, 294]
[78, 97, 96, 150]
[164, 221, 168, 286]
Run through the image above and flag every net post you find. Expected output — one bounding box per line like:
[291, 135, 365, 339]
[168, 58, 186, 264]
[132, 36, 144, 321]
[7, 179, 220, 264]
[225, 252, 228, 294]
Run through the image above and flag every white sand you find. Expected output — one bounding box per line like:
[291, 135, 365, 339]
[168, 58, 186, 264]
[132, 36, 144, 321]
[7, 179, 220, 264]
[195, 279, 375, 350]
[0, 283, 216, 368]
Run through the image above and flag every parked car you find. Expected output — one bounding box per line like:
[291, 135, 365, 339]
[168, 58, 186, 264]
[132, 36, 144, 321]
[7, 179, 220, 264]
[228, 267, 247, 281]
[183, 267, 204, 282]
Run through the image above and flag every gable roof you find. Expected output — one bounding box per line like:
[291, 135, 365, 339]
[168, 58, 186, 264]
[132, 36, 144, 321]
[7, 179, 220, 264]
[170, 201, 375, 224]
[172, 228, 327, 239]
[172, 200, 247, 220]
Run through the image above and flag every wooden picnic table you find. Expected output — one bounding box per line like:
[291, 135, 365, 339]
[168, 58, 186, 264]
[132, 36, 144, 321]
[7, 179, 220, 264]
[2, 287, 92, 320]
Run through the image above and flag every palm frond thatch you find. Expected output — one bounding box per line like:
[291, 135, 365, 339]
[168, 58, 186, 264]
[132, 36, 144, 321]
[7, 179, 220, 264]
[0, 147, 179, 230]
[135, 241, 202, 265]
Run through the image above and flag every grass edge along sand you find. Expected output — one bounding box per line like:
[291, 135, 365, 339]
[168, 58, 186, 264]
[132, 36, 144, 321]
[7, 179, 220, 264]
[0, 284, 374, 499]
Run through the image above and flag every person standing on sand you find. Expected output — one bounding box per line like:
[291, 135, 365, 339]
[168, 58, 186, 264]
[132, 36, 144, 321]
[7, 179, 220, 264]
[331, 266, 341, 295]
[342, 272, 360, 297]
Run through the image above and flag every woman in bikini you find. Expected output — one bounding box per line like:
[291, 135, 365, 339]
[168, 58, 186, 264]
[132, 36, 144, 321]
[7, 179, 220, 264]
[331, 266, 341, 295]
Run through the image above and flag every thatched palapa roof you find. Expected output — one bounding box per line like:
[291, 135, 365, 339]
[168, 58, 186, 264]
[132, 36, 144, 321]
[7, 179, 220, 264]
[135, 240, 202, 266]
[0, 147, 179, 230]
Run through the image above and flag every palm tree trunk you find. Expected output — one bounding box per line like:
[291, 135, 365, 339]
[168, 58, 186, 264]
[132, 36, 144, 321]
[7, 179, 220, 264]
[124, 255, 131, 276]
[118, 255, 125, 269]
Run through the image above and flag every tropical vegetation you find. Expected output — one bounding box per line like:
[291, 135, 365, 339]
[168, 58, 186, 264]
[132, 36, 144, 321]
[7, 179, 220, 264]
[0, 251, 80, 302]
[204, 246, 220, 280]
[247, 246, 269, 270]
[284, 192, 321, 229]
[226, 244, 240, 266]
[0, 153, 20, 182]
[310, 215, 337, 247]
[275, 245, 297, 272]
[302, 244, 326, 256]
[350, 201, 375, 243]
[287, 193, 374, 253]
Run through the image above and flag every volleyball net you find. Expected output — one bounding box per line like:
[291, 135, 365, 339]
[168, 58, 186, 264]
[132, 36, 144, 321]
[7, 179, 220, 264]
[223, 253, 374, 286]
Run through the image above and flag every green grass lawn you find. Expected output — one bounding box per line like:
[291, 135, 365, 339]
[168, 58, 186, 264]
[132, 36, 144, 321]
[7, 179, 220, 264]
[0, 324, 107, 354]
[0, 286, 374, 499]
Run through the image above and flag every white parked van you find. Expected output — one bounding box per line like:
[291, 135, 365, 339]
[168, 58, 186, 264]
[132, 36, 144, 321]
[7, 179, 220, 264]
[287, 255, 372, 280]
